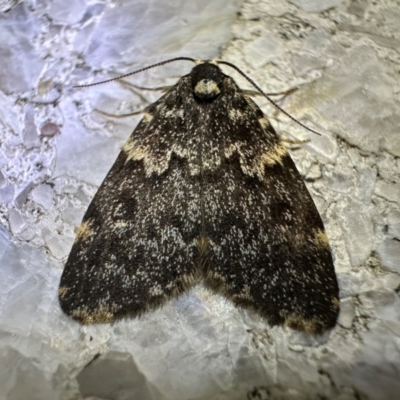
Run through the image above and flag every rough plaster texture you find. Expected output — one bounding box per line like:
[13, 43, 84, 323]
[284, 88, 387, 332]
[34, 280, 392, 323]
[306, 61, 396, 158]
[0, 0, 399, 399]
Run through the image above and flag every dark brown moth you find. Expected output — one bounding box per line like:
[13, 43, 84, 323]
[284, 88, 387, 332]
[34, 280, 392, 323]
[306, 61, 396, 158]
[59, 59, 339, 333]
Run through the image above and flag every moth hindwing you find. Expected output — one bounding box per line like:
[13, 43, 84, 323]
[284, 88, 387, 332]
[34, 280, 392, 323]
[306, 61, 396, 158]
[59, 60, 339, 333]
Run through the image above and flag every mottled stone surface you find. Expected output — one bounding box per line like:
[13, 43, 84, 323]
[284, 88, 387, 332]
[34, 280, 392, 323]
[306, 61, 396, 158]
[1, 0, 399, 399]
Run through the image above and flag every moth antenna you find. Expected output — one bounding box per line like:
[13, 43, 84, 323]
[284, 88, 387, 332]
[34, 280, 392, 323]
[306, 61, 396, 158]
[217, 60, 322, 136]
[73, 57, 197, 88]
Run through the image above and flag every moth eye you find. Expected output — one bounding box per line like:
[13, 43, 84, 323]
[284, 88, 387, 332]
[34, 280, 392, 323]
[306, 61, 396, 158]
[194, 78, 221, 101]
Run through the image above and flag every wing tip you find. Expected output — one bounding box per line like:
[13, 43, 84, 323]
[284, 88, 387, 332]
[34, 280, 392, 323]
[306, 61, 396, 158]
[58, 285, 117, 324]
[278, 296, 340, 334]
[58, 270, 202, 325]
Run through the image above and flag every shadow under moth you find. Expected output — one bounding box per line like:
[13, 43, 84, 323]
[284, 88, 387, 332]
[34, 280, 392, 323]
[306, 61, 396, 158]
[59, 57, 339, 334]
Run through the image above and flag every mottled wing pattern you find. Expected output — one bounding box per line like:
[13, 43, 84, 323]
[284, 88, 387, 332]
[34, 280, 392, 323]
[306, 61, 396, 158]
[59, 76, 204, 323]
[199, 76, 339, 333]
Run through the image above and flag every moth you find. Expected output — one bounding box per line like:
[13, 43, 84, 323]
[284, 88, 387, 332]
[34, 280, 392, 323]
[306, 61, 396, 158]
[59, 58, 339, 333]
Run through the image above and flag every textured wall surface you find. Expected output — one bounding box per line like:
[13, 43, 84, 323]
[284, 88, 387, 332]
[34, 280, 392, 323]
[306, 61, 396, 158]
[0, 0, 399, 399]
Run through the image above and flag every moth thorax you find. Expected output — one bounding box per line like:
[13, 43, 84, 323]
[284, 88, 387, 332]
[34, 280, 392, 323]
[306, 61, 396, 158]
[191, 63, 224, 102]
[194, 79, 220, 101]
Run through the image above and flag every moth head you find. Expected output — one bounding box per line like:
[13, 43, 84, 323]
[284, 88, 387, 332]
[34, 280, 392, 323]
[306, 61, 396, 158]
[191, 62, 224, 102]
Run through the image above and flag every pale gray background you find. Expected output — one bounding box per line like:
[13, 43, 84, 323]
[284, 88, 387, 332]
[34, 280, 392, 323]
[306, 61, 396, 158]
[0, 0, 399, 399]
